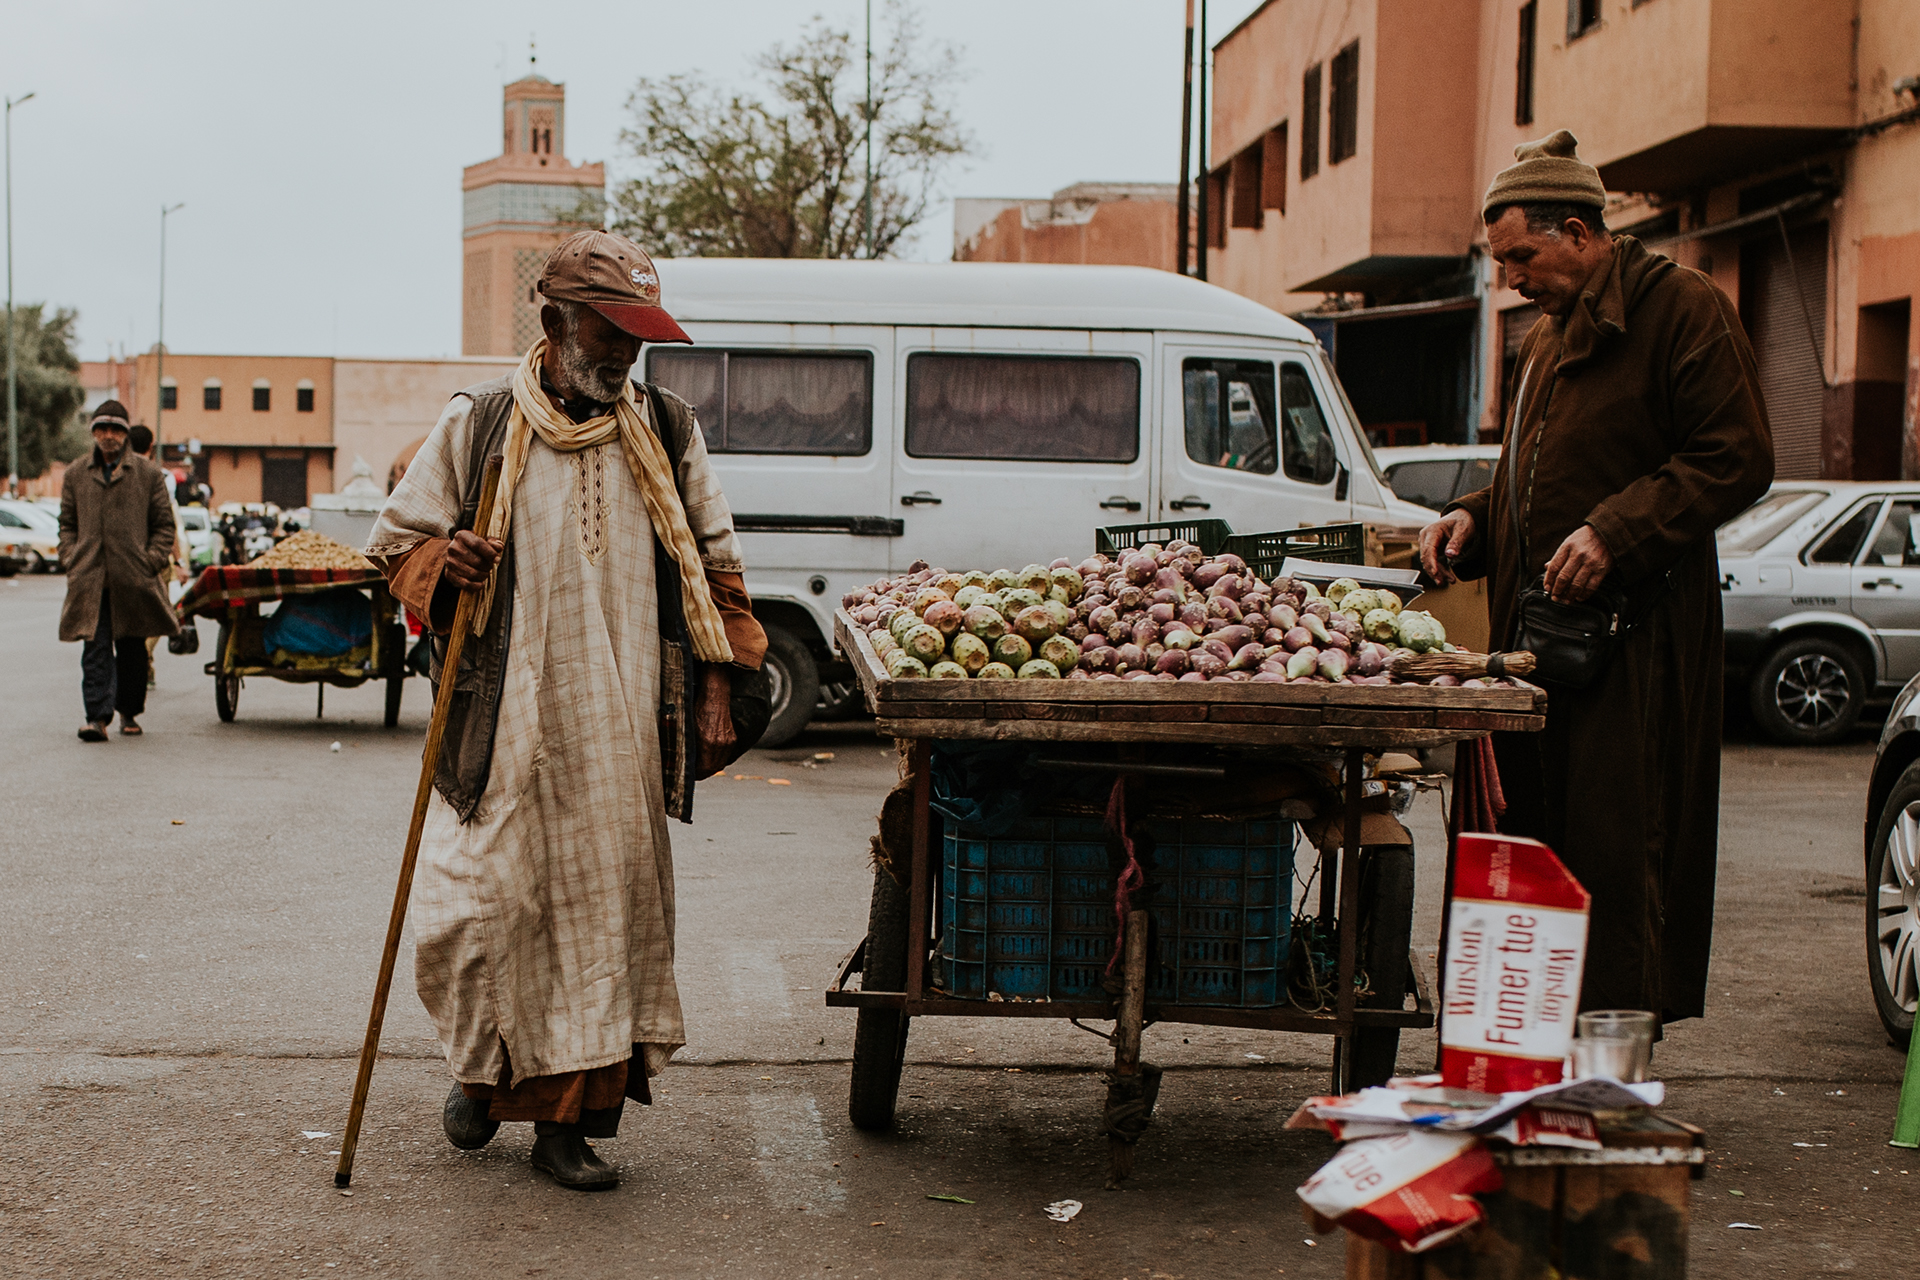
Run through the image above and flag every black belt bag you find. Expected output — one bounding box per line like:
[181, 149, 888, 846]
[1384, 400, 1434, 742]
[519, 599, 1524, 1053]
[1512, 578, 1622, 690]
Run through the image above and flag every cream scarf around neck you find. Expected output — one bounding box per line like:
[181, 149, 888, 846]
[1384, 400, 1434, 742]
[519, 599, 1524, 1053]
[470, 337, 734, 665]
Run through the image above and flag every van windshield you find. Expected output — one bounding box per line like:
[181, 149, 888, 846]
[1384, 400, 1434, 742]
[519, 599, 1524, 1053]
[1316, 351, 1389, 486]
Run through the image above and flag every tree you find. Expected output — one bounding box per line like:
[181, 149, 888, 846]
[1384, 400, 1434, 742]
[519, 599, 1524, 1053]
[606, 3, 970, 259]
[1, 304, 84, 480]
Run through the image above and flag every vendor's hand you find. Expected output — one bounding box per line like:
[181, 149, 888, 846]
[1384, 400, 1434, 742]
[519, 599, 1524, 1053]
[445, 530, 504, 591]
[696, 666, 736, 777]
[1543, 525, 1613, 603]
[1418, 509, 1476, 586]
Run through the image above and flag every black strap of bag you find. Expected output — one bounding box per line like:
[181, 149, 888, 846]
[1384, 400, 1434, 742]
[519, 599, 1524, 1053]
[1505, 361, 1671, 690]
[1507, 364, 1625, 690]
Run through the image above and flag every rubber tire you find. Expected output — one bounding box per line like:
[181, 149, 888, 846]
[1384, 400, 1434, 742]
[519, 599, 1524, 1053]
[1750, 636, 1867, 746]
[849, 867, 911, 1131]
[383, 623, 406, 728]
[214, 623, 240, 723]
[758, 625, 820, 750]
[814, 679, 862, 721]
[1867, 759, 1920, 1043]
[1348, 844, 1416, 1089]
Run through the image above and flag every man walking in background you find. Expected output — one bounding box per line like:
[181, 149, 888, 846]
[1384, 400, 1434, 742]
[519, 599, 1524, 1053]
[1419, 131, 1774, 1027]
[58, 401, 180, 740]
[128, 423, 192, 688]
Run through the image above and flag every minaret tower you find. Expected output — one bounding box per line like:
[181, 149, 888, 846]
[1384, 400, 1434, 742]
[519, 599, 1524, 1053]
[461, 64, 606, 355]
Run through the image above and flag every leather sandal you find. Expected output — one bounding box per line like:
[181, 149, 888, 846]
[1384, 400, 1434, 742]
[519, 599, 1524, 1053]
[442, 1086, 500, 1150]
[78, 723, 109, 743]
[530, 1131, 619, 1191]
[119, 717, 143, 736]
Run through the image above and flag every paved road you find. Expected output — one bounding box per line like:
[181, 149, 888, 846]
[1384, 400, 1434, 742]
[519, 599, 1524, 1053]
[2, 570, 1914, 1277]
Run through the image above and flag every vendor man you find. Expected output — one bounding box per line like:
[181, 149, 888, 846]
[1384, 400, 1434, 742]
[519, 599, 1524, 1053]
[1419, 132, 1773, 1025]
[367, 230, 766, 1191]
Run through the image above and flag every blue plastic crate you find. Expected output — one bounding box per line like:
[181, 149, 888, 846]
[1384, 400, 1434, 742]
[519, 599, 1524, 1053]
[938, 815, 1293, 1007]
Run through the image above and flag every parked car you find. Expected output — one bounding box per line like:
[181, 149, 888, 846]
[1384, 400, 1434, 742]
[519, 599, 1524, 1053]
[1718, 482, 1920, 745]
[177, 504, 222, 569]
[0, 498, 61, 572]
[1374, 443, 1500, 511]
[1863, 673, 1920, 1039]
[648, 258, 1437, 746]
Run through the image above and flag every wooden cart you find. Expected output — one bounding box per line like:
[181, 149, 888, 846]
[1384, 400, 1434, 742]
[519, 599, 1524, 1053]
[176, 565, 411, 727]
[826, 609, 1546, 1177]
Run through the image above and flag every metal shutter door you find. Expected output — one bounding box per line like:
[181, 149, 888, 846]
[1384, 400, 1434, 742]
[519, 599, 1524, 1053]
[1745, 223, 1828, 480]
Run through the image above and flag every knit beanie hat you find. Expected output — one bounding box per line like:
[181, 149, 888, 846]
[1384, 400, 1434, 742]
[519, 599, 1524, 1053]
[89, 400, 131, 429]
[1482, 129, 1607, 217]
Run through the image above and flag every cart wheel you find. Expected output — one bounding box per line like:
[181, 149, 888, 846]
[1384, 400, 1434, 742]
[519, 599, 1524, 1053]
[214, 623, 240, 723]
[1348, 844, 1416, 1089]
[849, 866, 911, 1131]
[383, 624, 406, 728]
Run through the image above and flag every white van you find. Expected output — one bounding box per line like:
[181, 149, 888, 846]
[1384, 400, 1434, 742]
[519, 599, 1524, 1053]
[648, 259, 1438, 744]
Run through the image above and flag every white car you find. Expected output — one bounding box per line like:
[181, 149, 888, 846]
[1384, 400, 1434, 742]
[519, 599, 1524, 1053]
[1717, 482, 1920, 744]
[0, 499, 61, 572]
[1373, 443, 1500, 512]
[177, 505, 222, 569]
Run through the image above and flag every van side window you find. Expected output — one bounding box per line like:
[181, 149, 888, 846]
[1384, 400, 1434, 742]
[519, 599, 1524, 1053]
[1807, 500, 1882, 565]
[1183, 359, 1278, 474]
[904, 353, 1139, 462]
[645, 349, 872, 455]
[1280, 362, 1339, 485]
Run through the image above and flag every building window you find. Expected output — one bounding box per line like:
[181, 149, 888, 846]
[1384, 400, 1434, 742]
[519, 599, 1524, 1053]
[1206, 166, 1229, 248]
[1230, 141, 1264, 230]
[1516, 2, 1537, 125]
[296, 379, 315, 413]
[252, 379, 271, 412]
[1329, 42, 1360, 164]
[904, 353, 1140, 463]
[1301, 64, 1322, 179]
[1262, 123, 1289, 215]
[203, 380, 222, 411]
[645, 349, 874, 455]
[1566, 0, 1601, 39]
[160, 378, 177, 411]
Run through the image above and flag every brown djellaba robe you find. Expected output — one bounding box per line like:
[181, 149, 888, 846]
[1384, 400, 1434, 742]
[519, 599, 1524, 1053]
[1447, 236, 1774, 1023]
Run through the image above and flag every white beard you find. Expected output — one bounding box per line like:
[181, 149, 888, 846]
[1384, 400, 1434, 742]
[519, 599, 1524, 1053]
[555, 337, 632, 404]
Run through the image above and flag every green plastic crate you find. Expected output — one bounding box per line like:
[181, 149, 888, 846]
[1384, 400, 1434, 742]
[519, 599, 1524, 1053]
[1223, 522, 1366, 582]
[1096, 518, 1235, 558]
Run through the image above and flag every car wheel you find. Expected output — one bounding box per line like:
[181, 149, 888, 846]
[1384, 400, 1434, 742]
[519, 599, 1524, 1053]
[1750, 636, 1866, 745]
[1868, 760, 1920, 1042]
[757, 624, 820, 749]
[815, 679, 862, 721]
[23, 549, 45, 573]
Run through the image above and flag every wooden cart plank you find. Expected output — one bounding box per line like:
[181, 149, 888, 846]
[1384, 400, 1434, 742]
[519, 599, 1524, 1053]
[872, 715, 1524, 749]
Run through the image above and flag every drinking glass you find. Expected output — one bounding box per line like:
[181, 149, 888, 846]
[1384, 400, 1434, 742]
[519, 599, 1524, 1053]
[1571, 1009, 1657, 1082]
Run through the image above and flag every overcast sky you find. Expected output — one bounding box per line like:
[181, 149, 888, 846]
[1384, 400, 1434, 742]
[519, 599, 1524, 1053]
[3, 1, 1263, 362]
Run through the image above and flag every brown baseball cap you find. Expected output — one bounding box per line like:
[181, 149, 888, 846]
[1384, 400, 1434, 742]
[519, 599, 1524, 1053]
[538, 229, 691, 344]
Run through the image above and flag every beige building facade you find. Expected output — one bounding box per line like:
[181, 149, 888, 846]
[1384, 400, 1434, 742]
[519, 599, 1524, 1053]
[953, 183, 1183, 270]
[461, 76, 605, 357]
[1207, 0, 1920, 479]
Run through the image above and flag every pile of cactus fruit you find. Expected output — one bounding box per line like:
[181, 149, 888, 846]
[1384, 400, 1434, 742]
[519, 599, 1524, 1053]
[842, 541, 1518, 687]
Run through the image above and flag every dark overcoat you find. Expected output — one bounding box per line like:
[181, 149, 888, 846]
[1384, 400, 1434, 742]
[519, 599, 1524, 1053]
[1449, 236, 1774, 1022]
[57, 447, 180, 642]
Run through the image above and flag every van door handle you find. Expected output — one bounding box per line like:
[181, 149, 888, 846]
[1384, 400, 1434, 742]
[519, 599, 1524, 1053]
[900, 491, 942, 507]
[1168, 495, 1211, 511]
[1099, 495, 1143, 512]
[1863, 578, 1901, 589]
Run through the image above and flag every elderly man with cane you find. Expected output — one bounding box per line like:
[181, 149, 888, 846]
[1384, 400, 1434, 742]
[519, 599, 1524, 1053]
[1421, 132, 1774, 1031]
[58, 400, 179, 740]
[361, 230, 767, 1191]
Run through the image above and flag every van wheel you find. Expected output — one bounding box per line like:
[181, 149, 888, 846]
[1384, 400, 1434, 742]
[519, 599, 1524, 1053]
[758, 625, 819, 749]
[1751, 637, 1866, 745]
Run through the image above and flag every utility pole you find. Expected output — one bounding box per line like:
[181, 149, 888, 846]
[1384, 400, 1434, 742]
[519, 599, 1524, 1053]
[862, 0, 874, 258]
[1195, 0, 1209, 282]
[5, 91, 35, 498]
[1177, 2, 1194, 277]
[155, 202, 184, 450]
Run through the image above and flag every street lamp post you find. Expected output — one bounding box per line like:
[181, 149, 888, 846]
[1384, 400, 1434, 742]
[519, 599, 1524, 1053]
[155, 202, 184, 451]
[5, 90, 36, 498]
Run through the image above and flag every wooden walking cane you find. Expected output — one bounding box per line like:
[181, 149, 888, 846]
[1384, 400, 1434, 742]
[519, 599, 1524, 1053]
[335, 454, 504, 1188]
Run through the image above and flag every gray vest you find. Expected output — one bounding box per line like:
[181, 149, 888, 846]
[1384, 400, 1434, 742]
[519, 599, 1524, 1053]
[430, 374, 703, 823]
